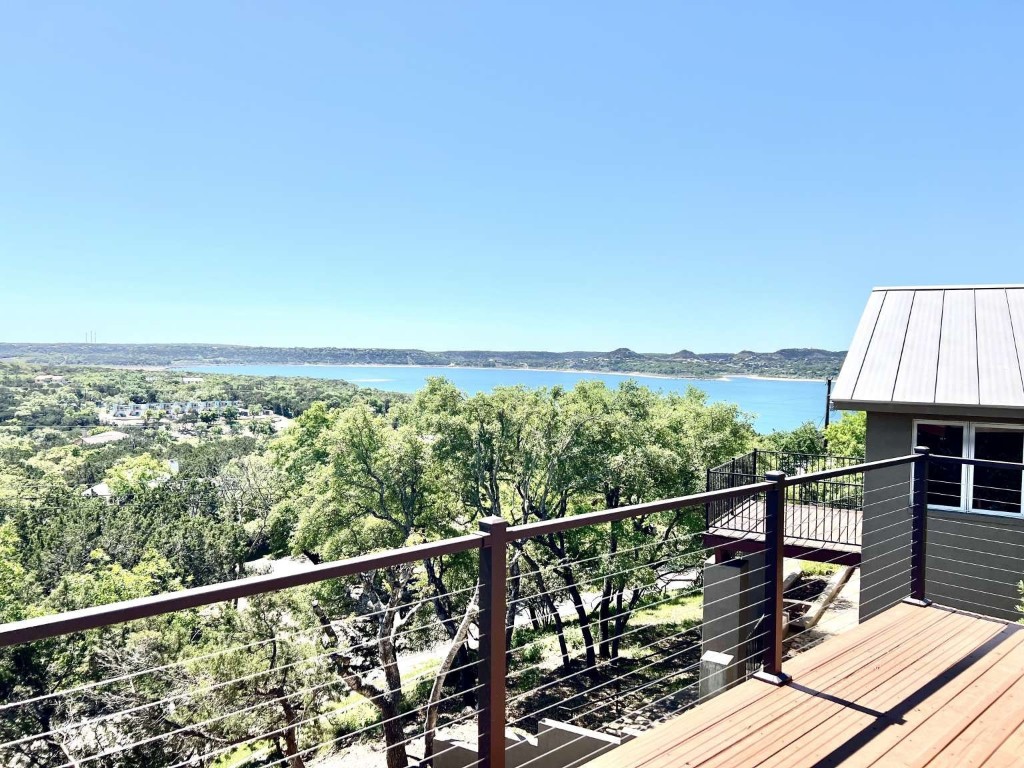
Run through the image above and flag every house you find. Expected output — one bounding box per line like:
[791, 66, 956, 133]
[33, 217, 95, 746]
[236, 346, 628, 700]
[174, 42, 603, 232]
[181, 376, 204, 384]
[108, 400, 243, 419]
[82, 459, 180, 500]
[80, 430, 129, 446]
[832, 284, 1024, 622]
[33, 374, 65, 384]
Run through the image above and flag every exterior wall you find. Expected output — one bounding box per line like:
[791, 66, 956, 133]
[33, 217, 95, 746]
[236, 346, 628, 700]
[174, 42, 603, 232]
[859, 410, 1024, 623]
[700, 551, 768, 693]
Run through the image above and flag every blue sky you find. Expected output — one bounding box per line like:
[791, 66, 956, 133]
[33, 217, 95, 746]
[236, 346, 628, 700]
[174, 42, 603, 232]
[2, 3, 1022, 352]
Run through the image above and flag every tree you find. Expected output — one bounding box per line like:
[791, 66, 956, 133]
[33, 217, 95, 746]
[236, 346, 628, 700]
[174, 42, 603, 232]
[824, 410, 867, 457]
[104, 453, 168, 495]
[762, 421, 826, 456]
[290, 406, 450, 768]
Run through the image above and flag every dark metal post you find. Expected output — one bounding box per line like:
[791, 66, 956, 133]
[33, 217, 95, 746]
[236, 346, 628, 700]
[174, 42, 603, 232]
[705, 467, 712, 528]
[477, 516, 508, 768]
[823, 378, 833, 435]
[752, 448, 758, 482]
[907, 446, 932, 606]
[754, 470, 791, 686]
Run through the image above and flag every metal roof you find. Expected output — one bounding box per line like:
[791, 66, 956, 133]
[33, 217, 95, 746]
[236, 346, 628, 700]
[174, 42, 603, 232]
[832, 286, 1024, 411]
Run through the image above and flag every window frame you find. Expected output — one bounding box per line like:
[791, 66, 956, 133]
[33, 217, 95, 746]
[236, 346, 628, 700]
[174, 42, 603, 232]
[912, 418, 1024, 518]
[913, 419, 969, 513]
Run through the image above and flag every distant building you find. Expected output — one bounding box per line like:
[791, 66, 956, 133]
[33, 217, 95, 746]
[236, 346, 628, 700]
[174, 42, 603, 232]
[181, 377, 204, 384]
[82, 459, 180, 500]
[109, 400, 243, 419]
[81, 430, 129, 446]
[82, 481, 113, 499]
[34, 374, 65, 383]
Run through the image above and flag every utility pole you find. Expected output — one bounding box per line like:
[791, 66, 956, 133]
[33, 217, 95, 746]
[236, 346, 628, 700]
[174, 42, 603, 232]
[823, 377, 833, 451]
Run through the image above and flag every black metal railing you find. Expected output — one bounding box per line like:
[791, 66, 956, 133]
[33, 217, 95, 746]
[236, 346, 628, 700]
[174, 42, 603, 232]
[4, 449, 1003, 768]
[706, 449, 865, 548]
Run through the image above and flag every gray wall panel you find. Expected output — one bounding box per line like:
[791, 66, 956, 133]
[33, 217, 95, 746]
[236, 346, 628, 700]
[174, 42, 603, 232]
[859, 410, 1024, 623]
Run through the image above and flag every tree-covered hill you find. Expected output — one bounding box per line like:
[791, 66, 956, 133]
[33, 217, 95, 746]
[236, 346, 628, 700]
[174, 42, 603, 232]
[0, 343, 845, 378]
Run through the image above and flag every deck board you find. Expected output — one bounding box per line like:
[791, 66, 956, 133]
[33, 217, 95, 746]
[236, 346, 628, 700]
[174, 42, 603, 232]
[587, 604, 1024, 768]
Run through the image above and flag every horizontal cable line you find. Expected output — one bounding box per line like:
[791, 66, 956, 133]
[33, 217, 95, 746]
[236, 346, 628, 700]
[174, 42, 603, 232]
[508, 631, 765, 735]
[774, 521, 912, 577]
[507, 623, 767, 722]
[0, 614, 472, 750]
[775, 516, 912, 578]
[857, 579, 913, 609]
[508, 553, 702, 611]
[860, 494, 915, 511]
[508, 572, 767, 666]
[924, 525, 1024, 550]
[928, 551, 1024, 577]
[508, 582, 706, 659]
[509, 602, 761, 692]
[928, 540, 1024, 567]
[158, 687, 484, 768]
[507, 559, 770, 660]
[514, 529, 705, 577]
[926, 596, 1018, 618]
[49, 673, 484, 768]
[510, 645, 768, 768]
[509, 607, 762, 688]
[927, 578, 1020, 602]
[924, 477, 1024, 494]
[245, 706, 483, 768]
[923, 563, 1021, 588]
[506, 550, 706, 614]
[0, 584, 479, 711]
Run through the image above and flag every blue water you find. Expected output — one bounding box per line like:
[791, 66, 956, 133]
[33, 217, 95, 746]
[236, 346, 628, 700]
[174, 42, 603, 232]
[181, 364, 828, 433]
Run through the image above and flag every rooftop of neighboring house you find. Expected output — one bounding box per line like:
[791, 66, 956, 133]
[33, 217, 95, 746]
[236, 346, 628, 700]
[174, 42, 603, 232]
[832, 285, 1024, 415]
[80, 430, 129, 445]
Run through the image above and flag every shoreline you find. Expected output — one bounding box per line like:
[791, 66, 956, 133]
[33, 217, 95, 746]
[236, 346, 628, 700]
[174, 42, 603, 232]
[169, 362, 827, 384]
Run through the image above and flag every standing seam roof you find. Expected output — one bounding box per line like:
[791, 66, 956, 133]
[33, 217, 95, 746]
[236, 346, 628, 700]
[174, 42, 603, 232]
[831, 286, 1024, 409]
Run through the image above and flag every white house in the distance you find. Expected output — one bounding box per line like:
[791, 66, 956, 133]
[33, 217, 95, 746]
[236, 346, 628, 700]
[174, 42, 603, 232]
[109, 400, 245, 419]
[80, 430, 129, 446]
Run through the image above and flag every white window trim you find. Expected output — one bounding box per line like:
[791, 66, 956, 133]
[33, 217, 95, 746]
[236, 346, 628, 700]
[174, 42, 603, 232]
[912, 419, 1024, 518]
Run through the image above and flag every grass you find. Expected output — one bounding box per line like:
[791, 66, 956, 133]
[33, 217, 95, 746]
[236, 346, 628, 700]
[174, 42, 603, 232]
[631, 592, 703, 626]
[796, 560, 840, 577]
[211, 742, 270, 768]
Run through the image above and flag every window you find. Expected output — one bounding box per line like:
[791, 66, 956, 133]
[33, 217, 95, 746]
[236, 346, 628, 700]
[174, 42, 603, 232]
[913, 420, 1024, 516]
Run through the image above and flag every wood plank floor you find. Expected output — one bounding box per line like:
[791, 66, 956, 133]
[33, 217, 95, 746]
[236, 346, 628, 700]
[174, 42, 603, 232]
[708, 501, 862, 554]
[587, 603, 1024, 768]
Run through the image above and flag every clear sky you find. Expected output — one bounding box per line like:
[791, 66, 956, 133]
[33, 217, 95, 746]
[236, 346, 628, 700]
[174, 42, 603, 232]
[2, 3, 1022, 353]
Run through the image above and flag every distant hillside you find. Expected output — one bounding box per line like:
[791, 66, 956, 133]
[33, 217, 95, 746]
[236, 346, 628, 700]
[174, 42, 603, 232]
[0, 343, 845, 379]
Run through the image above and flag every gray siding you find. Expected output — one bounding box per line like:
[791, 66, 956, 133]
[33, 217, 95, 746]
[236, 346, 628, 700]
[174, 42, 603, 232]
[859, 412, 913, 621]
[859, 411, 1024, 623]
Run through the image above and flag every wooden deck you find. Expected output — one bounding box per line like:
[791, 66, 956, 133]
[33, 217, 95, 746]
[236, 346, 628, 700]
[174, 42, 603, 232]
[589, 603, 1024, 767]
[706, 501, 862, 562]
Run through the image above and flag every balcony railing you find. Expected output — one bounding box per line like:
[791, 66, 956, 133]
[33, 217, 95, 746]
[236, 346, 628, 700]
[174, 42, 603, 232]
[705, 449, 865, 551]
[0, 449, 1015, 768]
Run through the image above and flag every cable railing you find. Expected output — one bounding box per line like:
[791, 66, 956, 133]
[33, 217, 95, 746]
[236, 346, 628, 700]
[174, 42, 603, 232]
[2, 448, 1016, 768]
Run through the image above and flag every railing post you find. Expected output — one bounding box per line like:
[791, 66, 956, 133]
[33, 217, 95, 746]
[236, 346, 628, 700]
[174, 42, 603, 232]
[705, 467, 713, 527]
[908, 446, 932, 606]
[478, 516, 508, 768]
[754, 470, 791, 686]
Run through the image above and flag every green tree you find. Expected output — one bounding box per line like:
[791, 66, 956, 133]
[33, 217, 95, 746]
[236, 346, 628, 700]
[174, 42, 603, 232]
[824, 410, 867, 457]
[104, 453, 168, 495]
[762, 420, 826, 456]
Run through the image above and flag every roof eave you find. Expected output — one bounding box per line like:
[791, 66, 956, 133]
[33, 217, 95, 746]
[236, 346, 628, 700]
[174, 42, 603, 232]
[832, 399, 1024, 420]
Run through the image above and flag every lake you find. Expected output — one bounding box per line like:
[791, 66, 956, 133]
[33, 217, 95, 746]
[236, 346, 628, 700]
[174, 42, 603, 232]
[181, 364, 830, 433]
